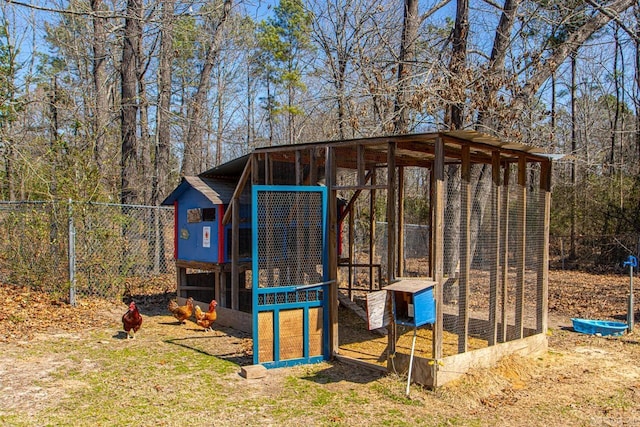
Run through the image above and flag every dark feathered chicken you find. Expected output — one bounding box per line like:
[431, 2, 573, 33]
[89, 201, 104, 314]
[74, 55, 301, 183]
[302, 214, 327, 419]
[122, 301, 142, 339]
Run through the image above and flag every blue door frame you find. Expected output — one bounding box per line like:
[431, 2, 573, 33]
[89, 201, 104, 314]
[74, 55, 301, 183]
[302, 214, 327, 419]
[251, 185, 330, 368]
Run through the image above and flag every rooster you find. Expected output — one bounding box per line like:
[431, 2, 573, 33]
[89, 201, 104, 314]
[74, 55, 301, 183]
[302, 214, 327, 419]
[194, 300, 218, 332]
[168, 297, 194, 324]
[122, 301, 142, 339]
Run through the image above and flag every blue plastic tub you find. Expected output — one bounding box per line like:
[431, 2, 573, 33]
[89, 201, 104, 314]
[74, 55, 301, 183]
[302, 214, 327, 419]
[571, 318, 628, 336]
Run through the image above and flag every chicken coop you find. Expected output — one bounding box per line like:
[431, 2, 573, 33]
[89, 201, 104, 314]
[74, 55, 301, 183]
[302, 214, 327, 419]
[163, 131, 555, 387]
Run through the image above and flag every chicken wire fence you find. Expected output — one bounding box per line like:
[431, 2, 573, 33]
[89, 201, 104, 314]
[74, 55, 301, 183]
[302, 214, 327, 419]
[0, 200, 175, 300]
[337, 162, 546, 358]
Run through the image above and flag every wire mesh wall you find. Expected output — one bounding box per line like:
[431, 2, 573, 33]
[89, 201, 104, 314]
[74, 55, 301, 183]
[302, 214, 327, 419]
[0, 201, 175, 299]
[255, 190, 325, 289]
[336, 159, 547, 359]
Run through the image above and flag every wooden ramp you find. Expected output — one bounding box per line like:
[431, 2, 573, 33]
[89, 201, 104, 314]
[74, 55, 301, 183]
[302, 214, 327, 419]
[338, 290, 387, 336]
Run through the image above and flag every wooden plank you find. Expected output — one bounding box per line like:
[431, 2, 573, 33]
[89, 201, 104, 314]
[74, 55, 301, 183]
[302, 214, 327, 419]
[177, 266, 186, 298]
[334, 354, 388, 374]
[370, 171, 377, 290]
[173, 260, 251, 273]
[331, 184, 389, 191]
[295, 150, 303, 185]
[432, 136, 445, 361]
[308, 307, 323, 357]
[279, 309, 304, 360]
[386, 141, 397, 285]
[258, 311, 274, 363]
[231, 199, 239, 311]
[386, 143, 397, 362]
[488, 151, 501, 346]
[309, 147, 317, 185]
[458, 145, 471, 354]
[397, 166, 405, 277]
[383, 279, 436, 293]
[326, 146, 339, 356]
[500, 164, 511, 342]
[348, 210, 354, 298]
[357, 144, 365, 185]
[214, 305, 252, 333]
[537, 161, 551, 333]
[515, 155, 527, 339]
[435, 333, 548, 388]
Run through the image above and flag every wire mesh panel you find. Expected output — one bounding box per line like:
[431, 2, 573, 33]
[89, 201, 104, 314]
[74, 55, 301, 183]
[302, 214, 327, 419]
[252, 186, 329, 368]
[255, 189, 325, 288]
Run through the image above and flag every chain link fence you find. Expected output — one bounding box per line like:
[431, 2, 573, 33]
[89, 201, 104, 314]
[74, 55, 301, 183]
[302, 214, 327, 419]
[0, 200, 176, 301]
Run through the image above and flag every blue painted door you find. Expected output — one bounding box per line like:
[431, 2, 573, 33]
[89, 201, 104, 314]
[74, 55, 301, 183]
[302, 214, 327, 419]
[251, 186, 329, 368]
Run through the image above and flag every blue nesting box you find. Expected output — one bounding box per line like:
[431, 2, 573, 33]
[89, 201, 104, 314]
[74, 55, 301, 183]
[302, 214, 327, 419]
[383, 279, 436, 327]
[162, 176, 251, 264]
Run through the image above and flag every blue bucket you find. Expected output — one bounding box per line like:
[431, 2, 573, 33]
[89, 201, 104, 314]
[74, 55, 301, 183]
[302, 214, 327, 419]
[571, 318, 628, 336]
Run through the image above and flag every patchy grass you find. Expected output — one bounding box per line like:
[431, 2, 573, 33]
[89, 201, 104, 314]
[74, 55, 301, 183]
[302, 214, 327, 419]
[2, 270, 640, 426]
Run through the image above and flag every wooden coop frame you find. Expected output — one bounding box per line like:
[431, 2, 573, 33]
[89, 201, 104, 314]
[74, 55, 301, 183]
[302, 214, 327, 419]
[169, 130, 554, 388]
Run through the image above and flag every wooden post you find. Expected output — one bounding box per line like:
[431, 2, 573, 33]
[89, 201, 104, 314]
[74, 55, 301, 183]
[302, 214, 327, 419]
[309, 148, 317, 185]
[432, 136, 445, 360]
[458, 145, 471, 354]
[386, 142, 397, 285]
[488, 151, 501, 346]
[326, 146, 339, 356]
[501, 164, 511, 342]
[537, 160, 551, 334]
[515, 155, 527, 339]
[386, 143, 397, 363]
[177, 266, 187, 299]
[295, 150, 303, 185]
[397, 166, 405, 278]
[348, 209, 354, 299]
[231, 198, 239, 311]
[370, 170, 377, 290]
[357, 144, 366, 186]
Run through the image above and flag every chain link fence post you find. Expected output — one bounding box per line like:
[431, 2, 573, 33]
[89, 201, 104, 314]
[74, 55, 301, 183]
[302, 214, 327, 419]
[68, 199, 76, 306]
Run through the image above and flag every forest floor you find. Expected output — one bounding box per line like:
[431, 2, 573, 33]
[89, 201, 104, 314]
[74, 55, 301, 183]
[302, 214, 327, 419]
[1, 269, 640, 426]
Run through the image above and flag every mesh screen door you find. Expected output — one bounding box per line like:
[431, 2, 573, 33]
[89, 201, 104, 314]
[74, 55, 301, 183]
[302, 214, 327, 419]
[251, 185, 330, 368]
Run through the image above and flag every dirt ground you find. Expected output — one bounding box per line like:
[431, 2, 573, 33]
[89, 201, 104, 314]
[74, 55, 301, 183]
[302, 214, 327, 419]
[1, 269, 640, 425]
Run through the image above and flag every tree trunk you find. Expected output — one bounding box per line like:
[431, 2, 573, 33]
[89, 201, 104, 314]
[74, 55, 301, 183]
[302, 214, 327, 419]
[393, 0, 419, 134]
[447, 0, 469, 130]
[570, 53, 577, 260]
[91, 0, 110, 174]
[120, 0, 142, 204]
[154, 0, 174, 206]
[182, 0, 232, 176]
[138, 37, 151, 204]
[443, 0, 469, 280]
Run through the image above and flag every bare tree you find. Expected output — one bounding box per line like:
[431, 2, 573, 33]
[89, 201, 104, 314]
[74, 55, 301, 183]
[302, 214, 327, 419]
[153, 0, 174, 205]
[393, 0, 419, 134]
[121, 0, 142, 204]
[90, 0, 110, 173]
[182, 0, 232, 176]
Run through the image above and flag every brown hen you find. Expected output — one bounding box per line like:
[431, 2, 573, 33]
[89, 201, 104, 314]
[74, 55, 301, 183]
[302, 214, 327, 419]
[168, 297, 194, 324]
[194, 300, 218, 332]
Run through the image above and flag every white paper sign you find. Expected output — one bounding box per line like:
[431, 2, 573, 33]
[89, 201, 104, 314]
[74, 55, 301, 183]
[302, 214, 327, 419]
[366, 290, 391, 330]
[203, 226, 211, 248]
